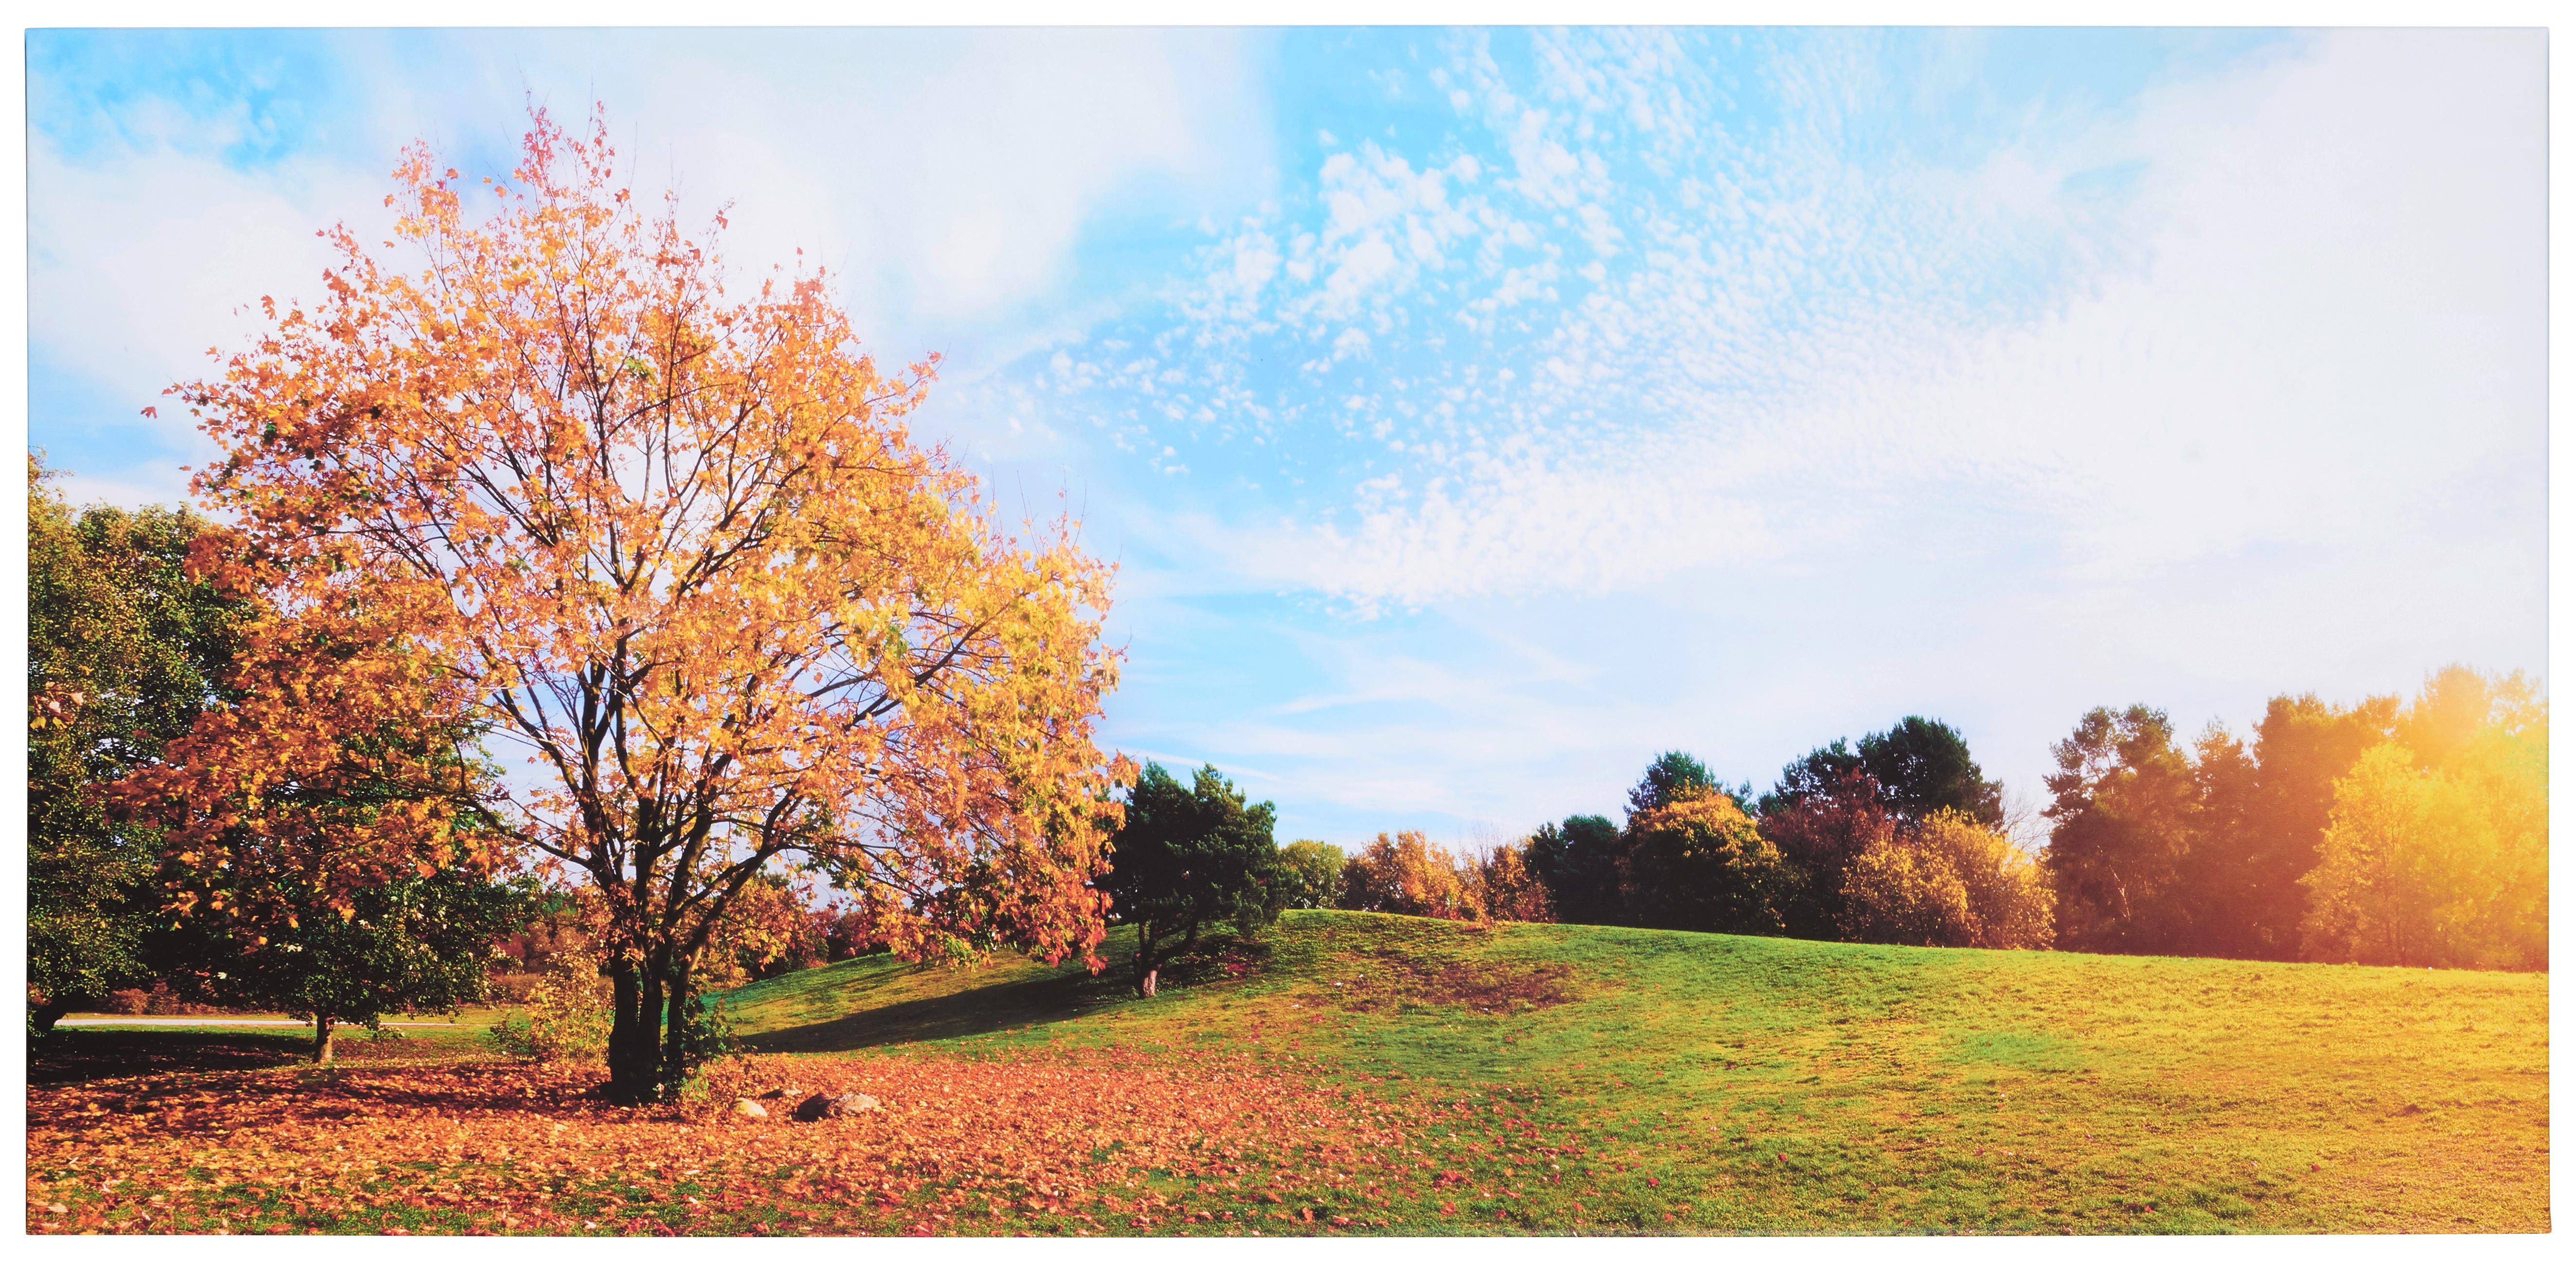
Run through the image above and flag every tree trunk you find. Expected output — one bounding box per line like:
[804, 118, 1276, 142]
[658, 964, 694, 1099]
[313, 1015, 336, 1064]
[1133, 921, 1159, 996]
[604, 962, 666, 1105]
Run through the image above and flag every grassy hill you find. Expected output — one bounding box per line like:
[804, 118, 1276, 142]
[722, 909, 2550, 1234]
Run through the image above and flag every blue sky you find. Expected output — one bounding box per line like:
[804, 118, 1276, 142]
[26, 27, 2548, 849]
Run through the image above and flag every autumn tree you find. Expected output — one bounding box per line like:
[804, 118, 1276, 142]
[1840, 811, 2052, 950]
[1468, 841, 1554, 923]
[1103, 763, 1283, 994]
[2184, 692, 2399, 960]
[27, 457, 253, 1030]
[1761, 718, 2004, 829]
[148, 108, 1126, 1103]
[1755, 767, 1894, 940]
[2300, 667, 2546, 969]
[1626, 750, 1727, 816]
[1618, 791, 1791, 936]
[1340, 831, 1482, 921]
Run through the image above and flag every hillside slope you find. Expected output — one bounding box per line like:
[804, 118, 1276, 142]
[721, 910, 2549, 1234]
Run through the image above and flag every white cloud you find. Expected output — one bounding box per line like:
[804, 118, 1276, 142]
[29, 28, 1274, 494]
[1076, 29, 2544, 839]
[1164, 30, 2539, 618]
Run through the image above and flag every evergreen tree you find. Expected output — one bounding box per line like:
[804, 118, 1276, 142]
[1103, 763, 1283, 994]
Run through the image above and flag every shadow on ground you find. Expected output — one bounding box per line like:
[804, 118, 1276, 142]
[28, 1029, 311, 1084]
[30, 1026, 499, 1084]
[736, 930, 1280, 1055]
[739, 969, 1120, 1054]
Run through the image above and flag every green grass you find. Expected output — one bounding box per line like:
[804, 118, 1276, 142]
[723, 910, 2551, 1234]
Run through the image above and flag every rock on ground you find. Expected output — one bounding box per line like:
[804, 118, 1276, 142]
[793, 1092, 881, 1122]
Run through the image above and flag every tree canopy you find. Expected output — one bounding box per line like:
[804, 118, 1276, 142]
[27, 455, 252, 1028]
[1103, 763, 1282, 992]
[1274, 840, 1346, 911]
[1626, 750, 1721, 817]
[144, 108, 1126, 1101]
[1764, 717, 2003, 828]
[1523, 813, 1622, 926]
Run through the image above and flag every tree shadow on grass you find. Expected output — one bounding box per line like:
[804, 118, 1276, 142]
[737, 929, 1273, 1055]
[30, 1026, 503, 1085]
[740, 967, 1123, 1054]
[28, 1029, 310, 1084]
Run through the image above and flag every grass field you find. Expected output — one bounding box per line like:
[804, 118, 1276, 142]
[720, 910, 2550, 1234]
[24, 911, 2551, 1235]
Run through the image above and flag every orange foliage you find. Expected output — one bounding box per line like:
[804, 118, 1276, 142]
[145, 106, 1128, 1094]
[23, 1051, 1590, 1237]
[1469, 845, 1554, 924]
[1340, 831, 1482, 921]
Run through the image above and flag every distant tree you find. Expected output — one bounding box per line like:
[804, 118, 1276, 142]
[27, 457, 252, 1030]
[2397, 664, 2511, 770]
[1619, 791, 1791, 936]
[1837, 829, 1971, 949]
[1523, 814, 1624, 926]
[166, 869, 537, 1062]
[1840, 810, 2054, 950]
[1758, 768, 1895, 940]
[1626, 751, 1721, 817]
[704, 876, 835, 984]
[1103, 763, 1283, 994]
[1470, 842, 1555, 923]
[2301, 668, 2545, 970]
[1340, 831, 1481, 921]
[1859, 717, 2006, 828]
[2041, 706, 2202, 954]
[1759, 738, 1866, 817]
[1275, 841, 1347, 911]
[1764, 719, 2003, 829]
[2184, 693, 2399, 961]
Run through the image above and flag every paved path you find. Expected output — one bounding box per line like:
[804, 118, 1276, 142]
[55, 1016, 461, 1028]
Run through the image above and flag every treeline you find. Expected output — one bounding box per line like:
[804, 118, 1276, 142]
[2044, 667, 2545, 970]
[1243, 674, 2546, 973]
[1270, 718, 2054, 954]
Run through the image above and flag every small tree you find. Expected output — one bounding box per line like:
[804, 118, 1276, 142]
[2301, 668, 2546, 970]
[1757, 768, 1894, 940]
[1524, 814, 1623, 926]
[1858, 717, 2006, 828]
[1102, 763, 1282, 995]
[1471, 842, 1554, 923]
[167, 869, 536, 1061]
[1619, 792, 1790, 935]
[1626, 750, 1721, 816]
[1842, 812, 2053, 950]
[2041, 706, 2202, 954]
[1276, 841, 1347, 910]
[1340, 831, 1482, 921]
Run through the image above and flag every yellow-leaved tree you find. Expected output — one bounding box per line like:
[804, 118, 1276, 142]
[1840, 811, 2054, 950]
[1341, 830, 1484, 921]
[130, 107, 1128, 1102]
[2300, 667, 2545, 970]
